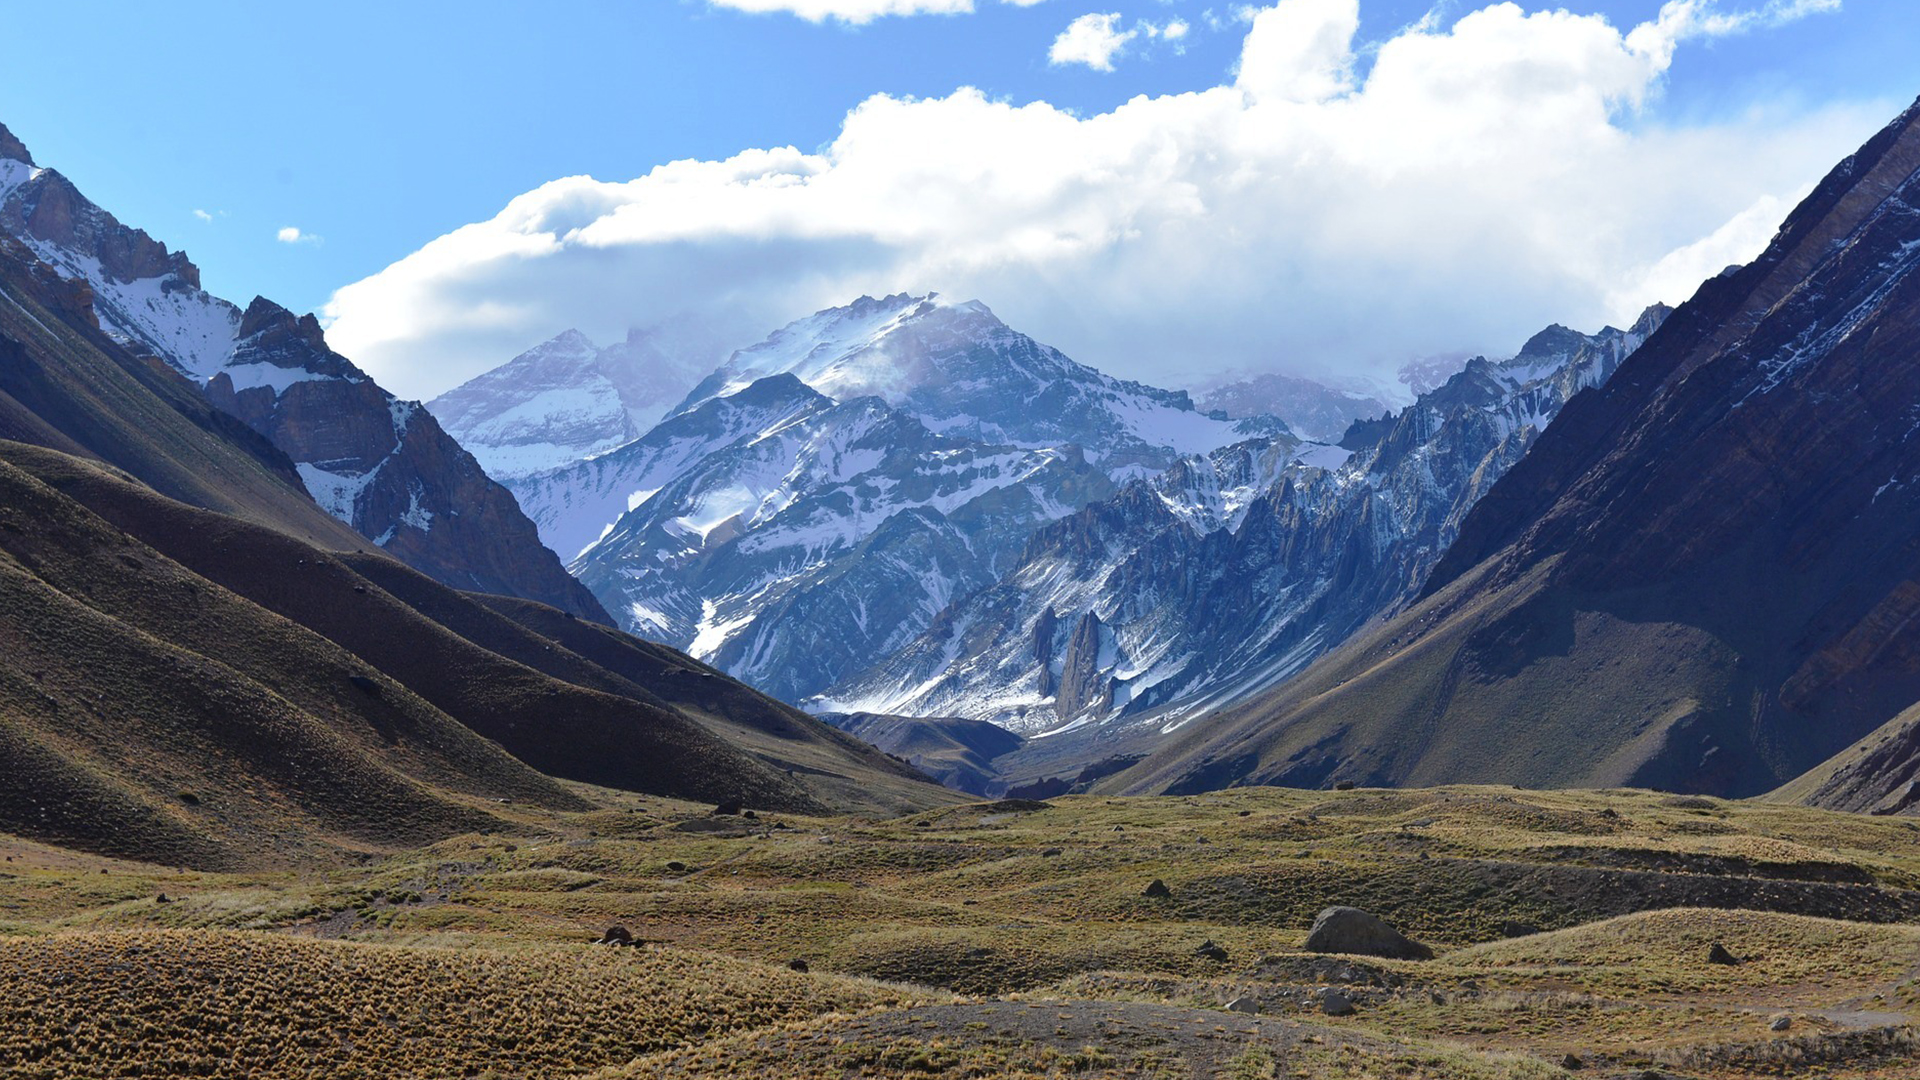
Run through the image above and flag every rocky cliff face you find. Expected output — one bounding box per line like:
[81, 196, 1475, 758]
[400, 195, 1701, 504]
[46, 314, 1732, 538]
[491, 293, 1312, 704]
[1119, 98, 1920, 804]
[566, 376, 1117, 701]
[821, 307, 1666, 752]
[0, 121, 607, 622]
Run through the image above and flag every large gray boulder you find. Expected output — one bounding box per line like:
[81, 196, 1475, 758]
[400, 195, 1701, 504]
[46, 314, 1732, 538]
[1303, 906, 1433, 961]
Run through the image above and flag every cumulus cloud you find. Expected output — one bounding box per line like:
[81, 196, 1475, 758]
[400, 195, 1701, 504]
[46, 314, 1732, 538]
[276, 226, 322, 245]
[1050, 12, 1137, 69]
[325, 0, 1876, 401]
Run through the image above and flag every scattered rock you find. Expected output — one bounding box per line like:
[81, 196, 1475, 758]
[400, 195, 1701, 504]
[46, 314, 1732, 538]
[1142, 879, 1173, 899]
[743, 809, 758, 819]
[1770, 1015, 1792, 1032]
[787, 959, 810, 973]
[1499, 920, 1541, 939]
[1559, 1053, 1583, 1070]
[1707, 942, 1743, 966]
[1237, 810, 1253, 817]
[1334, 780, 1357, 791]
[665, 861, 687, 873]
[596, 925, 634, 946]
[1193, 940, 1229, 962]
[1224, 996, 1258, 1014]
[711, 801, 743, 816]
[1041, 848, 1063, 857]
[1320, 989, 1355, 1016]
[1304, 906, 1434, 961]
[155, 893, 170, 904]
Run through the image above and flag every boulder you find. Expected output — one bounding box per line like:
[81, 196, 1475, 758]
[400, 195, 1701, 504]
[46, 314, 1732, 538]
[1224, 996, 1258, 1014]
[1707, 942, 1743, 966]
[596, 925, 634, 946]
[1320, 989, 1355, 1016]
[1769, 1015, 1791, 1032]
[1193, 939, 1229, 962]
[1142, 879, 1172, 899]
[787, 959, 810, 973]
[1499, 920, 1541, 939]
[1304, 907, 1433, 961]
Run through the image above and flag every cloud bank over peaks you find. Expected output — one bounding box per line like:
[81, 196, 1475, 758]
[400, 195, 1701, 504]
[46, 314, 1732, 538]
[323, 0, 1878, 401]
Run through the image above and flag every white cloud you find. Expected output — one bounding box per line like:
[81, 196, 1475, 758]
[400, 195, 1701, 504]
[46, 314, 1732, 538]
[1049, 12, 1137, 70]
[1161, 18, 1190, 39]
[192, 209, 214, 223]
[276, 226, 321, 245]
[325, 0, 1873, 402]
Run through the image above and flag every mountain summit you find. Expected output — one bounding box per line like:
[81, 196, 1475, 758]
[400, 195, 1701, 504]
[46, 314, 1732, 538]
[675, 293, 1276, 479]
[428, 327, 708, 480]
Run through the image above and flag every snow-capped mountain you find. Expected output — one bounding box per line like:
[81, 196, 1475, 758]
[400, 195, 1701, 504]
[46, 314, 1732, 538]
[0, 121, 607, 621]
[1121, 98, 1920, 803]
[1197, 372, 1395, 443]
[674, 293, 1280, 480]
[566, 376, 1117, 701]
[427, 328, 706, 480]
[819, 306, 1670, 748]
[487, 291, 1325, 703]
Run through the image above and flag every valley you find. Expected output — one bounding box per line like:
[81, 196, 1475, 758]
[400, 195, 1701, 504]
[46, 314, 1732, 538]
[1, 788, 1916, 1079]
[3, 4, 1920, 1078]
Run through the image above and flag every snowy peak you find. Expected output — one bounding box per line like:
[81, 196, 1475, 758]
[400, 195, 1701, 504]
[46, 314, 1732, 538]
[676, 291, 963, 409]
[430, 325, 710, 480]
[0, 116, 610, 622]
[677, 292, 1269, 479]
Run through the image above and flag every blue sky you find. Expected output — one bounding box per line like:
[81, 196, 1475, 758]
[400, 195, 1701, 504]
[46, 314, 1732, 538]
[1, 1, 1914, 396]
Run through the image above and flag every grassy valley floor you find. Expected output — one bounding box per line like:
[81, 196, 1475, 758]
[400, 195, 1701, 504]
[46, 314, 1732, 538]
[2, 785, 1917, 1078]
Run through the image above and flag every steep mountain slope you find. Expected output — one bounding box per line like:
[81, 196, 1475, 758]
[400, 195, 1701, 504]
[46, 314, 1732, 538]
[1197, 372, 1394, 443]
[824, 310, 1665, 758]
[1118, 98, 1920, 803]
[0, 440, 949, 854]
[508, 373, 832, 563]
[570, 379, 1116, 700]
[0, 230, 361, 548]
[494, 294, 1304, 705]
[0, 445, 580, 870]
[0, 120, 605, 622]
[428, 328, 707, 480]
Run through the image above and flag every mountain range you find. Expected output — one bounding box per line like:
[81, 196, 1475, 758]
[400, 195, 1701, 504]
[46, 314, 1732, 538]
[452, 292, 1296, 705]
[0, 124, 603, 621]
[0, 119, 952, 867]
[1110, 96, 1920, 813]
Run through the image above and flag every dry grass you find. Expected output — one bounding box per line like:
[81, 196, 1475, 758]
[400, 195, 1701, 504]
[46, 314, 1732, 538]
[0, 930, 927, 1079]
[4, 785, 1919, 1078]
